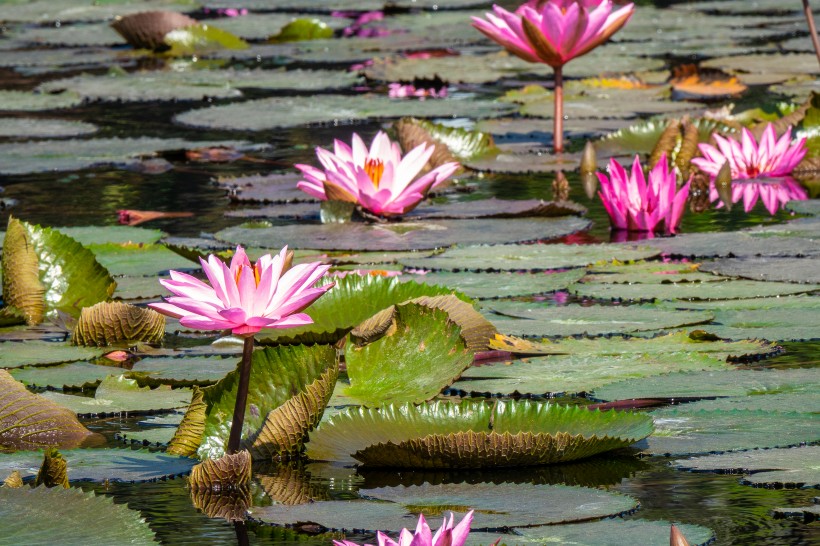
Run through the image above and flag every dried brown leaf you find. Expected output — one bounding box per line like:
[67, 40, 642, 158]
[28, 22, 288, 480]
[3, 471, 23, 488]
[35, 448, 69, 488]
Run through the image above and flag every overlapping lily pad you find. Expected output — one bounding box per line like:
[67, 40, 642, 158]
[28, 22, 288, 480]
[675, 445, 820, 488]
[0, 486, 157, 545]
[89, 243, 197, 277]
[6, 21, 121, 46]
[702, 53, 818, 75]
[129, 356, 238, 387]
[0, 341, 103, 369]
[0, 90, 82, 111]
[404, 269, 585, 299]
[10, 361, 123, 390]
[42, 375, 192, 416]
[632, 229, 820, 259]
[307, 400, 652, 467]
[699, 257, 820, 284]
[0, 0, 195, 22]
[174, 95, 516, 131]
[0, 118, 97, 139]
[58, 225, 164, 246]
[512, 519, 715, 546]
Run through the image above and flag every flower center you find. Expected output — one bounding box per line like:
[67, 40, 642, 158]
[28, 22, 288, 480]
[364, 158, 385, 188]
[235, 264, 261, 287]
[745, 165, 760, 178]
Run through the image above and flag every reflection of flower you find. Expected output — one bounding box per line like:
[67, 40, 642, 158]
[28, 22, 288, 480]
[295, 131, 459, 217]
[597, 154, 691, 233]
[691, 124, 807, 180]
[149, 246, 333, 336]
[708, 176, 808, 215]
[333, 511, 476, 546]
[387, 83, 447, 99]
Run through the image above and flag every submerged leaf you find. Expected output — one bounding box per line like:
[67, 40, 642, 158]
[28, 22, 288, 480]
[72, 301, 165, 346]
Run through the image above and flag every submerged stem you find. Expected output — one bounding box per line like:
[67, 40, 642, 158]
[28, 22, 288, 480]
[227, 336, 255, 455]
[553, 65, 564, 154]
[803, 0, 820, 66]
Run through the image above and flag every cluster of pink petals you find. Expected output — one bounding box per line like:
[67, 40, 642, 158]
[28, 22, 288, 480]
[203, 7, 248, 17]
[471, 0, 635, 68]
[333, 10, 391, 37]
[597, 154, 691, 233]
[295, 131, 459, 217]
[333, 511, 475, 546]
[387, 83, 448, 99]
[149, 246, 333, 337]
[709, 177, 808, 215]
[691, 124, 807, 181]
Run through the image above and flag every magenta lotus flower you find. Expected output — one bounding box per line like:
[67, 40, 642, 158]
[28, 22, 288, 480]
[597, 154, 691, 233]
[691, 124, 807, 181]
[472, 0, 634, 153]
[149, 246, 333, 337]
[387, 83, 448, 99]
[295, 131, 459, 217]
[709, 177, 808, 215]
[333, 511, 476, 546]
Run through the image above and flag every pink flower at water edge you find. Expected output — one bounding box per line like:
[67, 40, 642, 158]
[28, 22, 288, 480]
[597, 154, 691, 233]
[387, 83, 448, 99]
[709, 176, 808, 215]
[149, 246, 333, 337]
[295, 131, 460, 217]
[471, 0, 635, 68]
[333, 511, 476, 546]
[691, 124, 807, 181]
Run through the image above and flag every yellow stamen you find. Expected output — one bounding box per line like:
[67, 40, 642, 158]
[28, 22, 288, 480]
[364, 158, 385, 188]
[235, 265, 262, 287]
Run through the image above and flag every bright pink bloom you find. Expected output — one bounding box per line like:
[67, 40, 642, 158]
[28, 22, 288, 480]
[691, 124, 807, 181]
[597, 154, 691, 233]
[333, 511, 475, 546]
[295, 131, 459, 217]
[149, 246, 333, 337]
[387, 83, 448, 99]
[471, 0, 635, 68]
[709, 177, 808, 215]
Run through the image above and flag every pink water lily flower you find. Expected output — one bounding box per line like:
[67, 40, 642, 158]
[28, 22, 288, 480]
[333, 511, 477, 546]
[691, 124, 807, 181]
[295, 131, 459, 217]
[149, 246, 333, 337]
[597, 154, 691, 233]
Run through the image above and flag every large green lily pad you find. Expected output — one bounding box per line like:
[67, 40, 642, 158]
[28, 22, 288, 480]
[174, 94, 516, 131]
[512, 519, 715, 546]
[307, 400, 652, 467]
[642, 408, 819, 456]
[404, 269, 585, 299]
[634, 229, 820, 259]
[0, 486, 156, 545]
[595, 117, 738, 156]
[215, 217, 591, 252]
[58, 225, 164, 245]
[345, 303, 472, 406]
[399, 243, 659, 271]
[702, 53, 818, 75]
[0, 118, 97, 139]
[675, 445, 820, 488]
[699, 257, 820, 284]
[0, 90, 82, 111]
[113, 275, 172, 300]
[10, 361, 124, 390]
[89, 243, 197, 277]
[129, 356, 238, 387]
[0, 0, 195, 22]
[42, 375, 191, 416]
[484, 302, 714, 338]
[0, 341, 103, 369]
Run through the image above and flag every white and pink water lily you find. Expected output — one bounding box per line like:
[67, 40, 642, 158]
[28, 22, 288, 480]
[149, 246, 333, 337]
[333, 511, 477, 546]
[295, 131, 459, 217]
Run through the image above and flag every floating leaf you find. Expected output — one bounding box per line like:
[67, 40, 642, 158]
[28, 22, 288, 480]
[307, 400, 652, 467]
[0, 118, 97, 139]
[189, 450, 251, 491]
[404, 269, 585, 300]
[0, 90, 82, 112]
[515, 519, 714, 546]
[0, 486, 157, 545]
[772, 505, 820, 522]
[675, 445, 820, 488]
[596, 117, 737, 156]
[0, 341, 104, 370]
[42, 375, 191, 416]
[129, 356, 238, 388]
[35, 448, 69, 488]
[670, 65, 747, 100]
[58, 225, 164, 246]
[345, 303, 473, 406]
[0, 370, 101, 451]
[408, 295, 497, 351]
[10, 361, 123, 390]
[268, 18, 334, 43]
[699, 257, 820, 284]
[89, 242, 196, 277]
[163, 23, 249, 56]
[72, 301, 165, 346]
[394, 117, 498, 166]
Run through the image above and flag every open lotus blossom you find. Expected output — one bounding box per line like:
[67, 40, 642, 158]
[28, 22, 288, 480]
[691, 124, 807, 181]
[333, 511, 477, 546]
[387, 82, 448, 99]
[472, 0, 634, 152]
[149, 246, 333, 337]
[295, 131, 459, 217]
[597, 154, 691, 233]
[709, 177, 808, 215]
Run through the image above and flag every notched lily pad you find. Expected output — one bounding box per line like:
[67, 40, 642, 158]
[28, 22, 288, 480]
[129, 355, 238, 387]
[405, 269, 586, 300]
[699, 257, 820, 284]
[42, 375, 192, 416]
[10, 361, 124, 390]
[515, 519, 714, 546]
[72, 301, 165, 346]
[0, 341, 104, 369]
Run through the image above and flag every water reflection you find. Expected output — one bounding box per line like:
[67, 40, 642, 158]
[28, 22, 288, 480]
[710, 176, 808, 216]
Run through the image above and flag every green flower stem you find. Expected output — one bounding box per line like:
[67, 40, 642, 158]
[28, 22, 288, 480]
[554, 65, 564, 154]
[227, 336, 255, 454]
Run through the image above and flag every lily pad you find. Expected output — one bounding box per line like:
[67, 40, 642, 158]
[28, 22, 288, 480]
[163, 23, 248, 55]
[631, 230, 820, 259]
[0, 137, 250, 175]
[0, 486, 156, 545]
[58, 225, 164, 245]
[484, 302, 714, 338]
[0, 0, 195, 23]
[215, 172, 313, 204]
[345, 303, 473, 406]
[596, 117, 738, 156]
[215, 217, 591, 253]
[215, 13, 345, 40]
[514, 519, 714, 546]
[646, 392, 816, 414]
[399, 243, 659, 271]
[675, 445, 820, 488]
[0, 447, 196, 483]
[0, 118, 97, 139]
[39, 68, 362, 103]
[0, 90, 82, 111]
[72, 301, 165, 346]
[42, 375, 191, 416]
[698, 257, 820, 284]
[174, 95, 516, 131]
[772, 505, 820, 521]
[10, 361, 124, 390]
[701, 53, 818, 75]
[113, 275, 172, 300]
[129, 356, 238, 387]
[0, 341, 103, 369]
[642, 408, 819, 456]
[307, 400, 652, 467]
[404, 269, 586, 299]
[592, 368, 820, 403]
[89, 243, 197, 277]
[0, 370, 101, 451]
[7, 21, 121, 46]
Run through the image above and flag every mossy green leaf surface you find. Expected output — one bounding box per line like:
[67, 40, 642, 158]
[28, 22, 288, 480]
[163, 23, 248, 56]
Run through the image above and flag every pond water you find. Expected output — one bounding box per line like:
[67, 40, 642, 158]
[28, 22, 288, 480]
[0, 0, 818, 545]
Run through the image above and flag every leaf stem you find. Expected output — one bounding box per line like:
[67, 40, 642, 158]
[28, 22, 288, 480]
[227, 336, 255, 455]
[803, 0, 820, 66]
[553, 65, 564, 154]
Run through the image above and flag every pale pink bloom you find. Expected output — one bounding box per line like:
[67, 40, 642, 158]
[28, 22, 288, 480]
[149, 246, 333, 336]
[333, 511, 475, 546]
[597, 154, 691, 233]
[709, 176, 808, 215]
[387, 83, 448, 99]
[691, 124, 807, 181]
[295, 131, 459, 217]
[471, 0, 635, 68]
